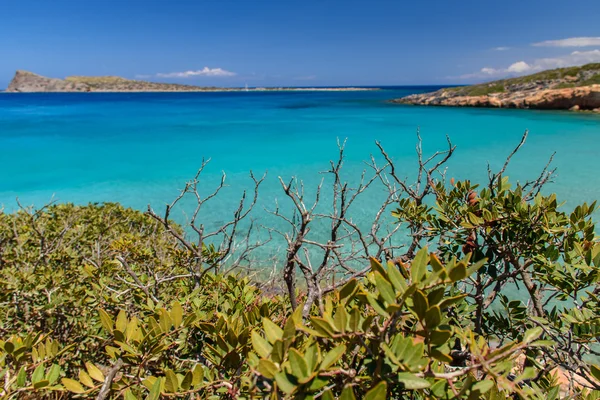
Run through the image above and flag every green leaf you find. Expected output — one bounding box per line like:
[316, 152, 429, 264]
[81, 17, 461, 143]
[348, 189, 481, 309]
[85, 362, 105, 382]
[411, 247, 428, 282]
[116, 310, 127, 333]
[192, 365, 204, 386]
[466, 258, 486, 277]
[429, 329, 452, 346]
[164, 369, 179, 393]
[448, 262, 467, 282]
[515, 367, 537, 383]
[288, 348, 309, 379]
[258, 359, 279, 379]
[271, 340, 285, 364]
[171, 301, 183, 328]
[99, 309, 113, 333]
[33, 380, 49, 389]
[79, 370, 95, 388]
[275, 372, 297, 395]
[283, 316, 296, 340]
[369, 257, 387, 276]
[16, 366, 27, 387]
[387, 261, 407, 292]
[320, 345, 346, 369]
[62, 378, 86, 394]
[321, 390, 335, 400]
[438, 294, 467, 309]
[143, 377, 157, 391]
[411, 290, 428, 320]
[429, 253, 445, 273]
[530, 340, 555, 347]
[333, 305, 348, 333]
[472, 379, 494, 393]
[430, 348, 453, 363]
[364, 381, 387, 400]
[262, 318, 283, 344]
[366, 293, 389, 317]
[305, 344, 319, 371]
[340, 385, 357, 400]
[310, 317, 337, 337]
[181, 371, 193, 391]
[46, 364, 60, 385]
[251, 331, 273, 358]
[159, 310, 172, 332]
[523, 327, 543, 344]
[32, 364, 45, 384]
[302, 377, 323, 392]
[427, 287, 445, 306]
[126, 317, 139, 341]
[397, 372, 430, 389]
[349, 306, 361, 332]
[339, 279, 358, 301]
[3, 341, 14, 354]
[124, 389, 138, 400]
[375, 272, 396, 305]
[146, 377, 162, 400]
[590, 365, 600, 382]
[424, 305, 442, 329]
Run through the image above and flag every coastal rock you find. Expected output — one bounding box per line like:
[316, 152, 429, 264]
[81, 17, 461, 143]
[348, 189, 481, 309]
[395, 85, 600, 111]
[7, 70, 89, 92]
[392, 63, 600, 111]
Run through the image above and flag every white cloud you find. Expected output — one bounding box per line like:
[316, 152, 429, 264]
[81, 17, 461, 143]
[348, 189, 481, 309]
[506, 61, 533, 74]
[533, 49, 600, 69]
[480, 67, 500, 75]
[156, 67, 236, 78]
[493, 46, 510, 51]
[459, 67, 505, 80]
[458, 49, 600, 80]
[532, 37, 600, 48]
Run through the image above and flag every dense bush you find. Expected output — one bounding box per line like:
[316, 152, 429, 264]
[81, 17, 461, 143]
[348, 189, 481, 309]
[1, 136, 600, 399]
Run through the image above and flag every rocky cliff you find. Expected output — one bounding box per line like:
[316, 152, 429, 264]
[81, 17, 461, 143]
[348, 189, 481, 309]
[5, 70, 225, 92]
[393, 63, 600, 111]
[7, 71, 90, 92]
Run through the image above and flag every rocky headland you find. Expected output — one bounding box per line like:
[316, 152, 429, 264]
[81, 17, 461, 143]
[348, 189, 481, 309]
[392, 63, 600, 111]
[5, 70, 377, 93]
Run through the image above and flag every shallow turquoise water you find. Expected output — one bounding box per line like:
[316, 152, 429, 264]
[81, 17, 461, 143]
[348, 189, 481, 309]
[1, 89, 599, 262]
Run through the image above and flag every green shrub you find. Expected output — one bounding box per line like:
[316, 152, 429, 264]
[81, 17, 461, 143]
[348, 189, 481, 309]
[2, 136, 600, 399]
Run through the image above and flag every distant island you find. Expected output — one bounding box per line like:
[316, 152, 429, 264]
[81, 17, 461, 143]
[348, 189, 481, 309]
[393, 63, 600, 111]
[5, 70, 378, 93]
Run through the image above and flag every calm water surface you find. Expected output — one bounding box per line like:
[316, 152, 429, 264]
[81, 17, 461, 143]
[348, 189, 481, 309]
[1, 88, 599, 263]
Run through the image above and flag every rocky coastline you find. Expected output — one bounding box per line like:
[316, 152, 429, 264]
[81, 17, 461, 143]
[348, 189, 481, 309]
[5, 70, 378, 93]
[392, 63, 600, 112]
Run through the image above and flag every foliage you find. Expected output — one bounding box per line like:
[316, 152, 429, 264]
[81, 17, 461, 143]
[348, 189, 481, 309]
[443, 62, 600, 96]
[446, 83, 506, 96]
[2, 135, 600, 398]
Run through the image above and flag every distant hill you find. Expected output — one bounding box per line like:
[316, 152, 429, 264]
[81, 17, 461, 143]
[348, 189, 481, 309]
[4, 70, 379, 93]
[6, 70, 231, 92]
[393, 63, 600, 111]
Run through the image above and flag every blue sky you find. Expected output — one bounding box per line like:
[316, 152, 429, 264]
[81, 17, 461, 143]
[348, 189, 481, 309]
[1, 0, 599, 88]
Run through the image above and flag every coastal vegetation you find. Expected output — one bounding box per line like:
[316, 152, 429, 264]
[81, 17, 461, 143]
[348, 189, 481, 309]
[1, 133, 600, 399]
[395, 63, 600, 110]
[444, 63, 600, 97]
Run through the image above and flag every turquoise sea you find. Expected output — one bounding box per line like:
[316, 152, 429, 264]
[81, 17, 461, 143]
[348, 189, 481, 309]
[1, 88, 599, 261]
